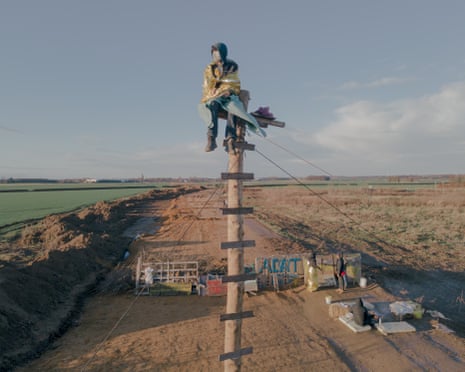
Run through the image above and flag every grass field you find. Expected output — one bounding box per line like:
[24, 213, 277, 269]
[0, 178, 449, 240]
[0, 184, 159, 233]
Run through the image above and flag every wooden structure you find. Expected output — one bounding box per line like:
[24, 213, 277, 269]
[219, 90, 284, 371]
[135, 257, 199, 296]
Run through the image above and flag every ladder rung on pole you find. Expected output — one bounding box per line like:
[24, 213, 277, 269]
[220, 310, 254, 322]
[222, 207, 253, 215]
[220, 240, 256, 249]
[219, 346, 253, 362]
[221, 172, 254, 180]
[222, 273, 257, 283]
[234, 142, 255, 151]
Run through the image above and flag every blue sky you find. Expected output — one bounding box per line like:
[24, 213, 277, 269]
[1, 0, 465, 179]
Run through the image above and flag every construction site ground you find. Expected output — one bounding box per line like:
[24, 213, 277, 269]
[4, 186, 465, 371]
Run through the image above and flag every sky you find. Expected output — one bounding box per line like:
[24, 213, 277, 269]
[1, 0, 465, 180]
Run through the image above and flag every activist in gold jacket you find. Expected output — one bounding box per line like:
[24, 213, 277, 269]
[198, 42, 264, 152]
[200, 43, 241, 103]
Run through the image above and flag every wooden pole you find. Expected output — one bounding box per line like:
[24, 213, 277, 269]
[223, 92, 249, 372]
[220, 90, 283, 369]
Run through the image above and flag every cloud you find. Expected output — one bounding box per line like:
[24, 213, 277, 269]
[311, 81, 465, 174]
[338, 76, 413, 90]
[0, 125, 22, 134]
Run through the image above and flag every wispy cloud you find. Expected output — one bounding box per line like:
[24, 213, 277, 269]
[338, 76, 413, 90]
[0, 125, 22, 134]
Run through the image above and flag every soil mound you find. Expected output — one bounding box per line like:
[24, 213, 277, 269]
[0, 186, 201, 371]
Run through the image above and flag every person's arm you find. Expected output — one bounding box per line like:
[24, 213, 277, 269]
[201, 64, 220, 103]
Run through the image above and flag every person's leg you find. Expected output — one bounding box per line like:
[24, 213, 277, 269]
[222, 95, 265, 137]
[338, 275, 344, 292]
[224, 112, 237, 139]
[198, 101, 219, 151]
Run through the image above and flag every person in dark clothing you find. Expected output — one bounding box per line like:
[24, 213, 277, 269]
[335, 252, 346, 293]
[198, 42, 264, 152]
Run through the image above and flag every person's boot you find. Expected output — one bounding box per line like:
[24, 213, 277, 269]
[205, 136, 217, 152]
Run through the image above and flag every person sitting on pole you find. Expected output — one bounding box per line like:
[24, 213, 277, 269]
[198, 42, 263, 152]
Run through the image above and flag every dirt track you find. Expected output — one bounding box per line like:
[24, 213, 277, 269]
[14, 187, 465, 371]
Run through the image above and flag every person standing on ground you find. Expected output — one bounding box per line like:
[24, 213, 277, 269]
[198, 42, 262, 152]
[336, 252, 346, 293]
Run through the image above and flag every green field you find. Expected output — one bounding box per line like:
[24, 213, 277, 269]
[0, 184, 159, 231]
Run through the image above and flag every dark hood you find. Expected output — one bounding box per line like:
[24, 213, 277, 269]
[211, 42, 228, 62]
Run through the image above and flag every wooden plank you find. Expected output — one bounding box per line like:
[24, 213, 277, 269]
[234, 142, 255, 151]
[272, 273, 279, 292]
[222, 207, 254, 215]
[220, 310, 254, 322]
[375, 321, 416, 335]
[254, 116, 286, 128]
[222, 273, 257, 283]
[219, 346, 253, 362]
[221, 172, 254, 180]
[220, 240, 256, 249]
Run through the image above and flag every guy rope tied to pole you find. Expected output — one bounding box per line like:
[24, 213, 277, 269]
[198, 42, 284, 371]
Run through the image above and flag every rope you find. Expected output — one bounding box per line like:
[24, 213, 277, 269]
[79, 140, 397, 369]
[253, 147, 403, 250]
[175, 182, 224, 243]
[80, 183, 224, 370]
[254, 148, 360, 224]
[80, 286, 146, 371]
[263, 137, 333, 177]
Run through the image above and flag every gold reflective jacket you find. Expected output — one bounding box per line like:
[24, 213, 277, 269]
[200, 62, 241, 103]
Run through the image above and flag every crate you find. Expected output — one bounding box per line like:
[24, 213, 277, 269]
[206, 279, 228, 296]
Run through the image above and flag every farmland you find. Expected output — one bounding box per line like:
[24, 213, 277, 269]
[0, 183, 161, 237]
